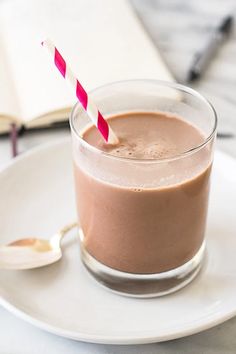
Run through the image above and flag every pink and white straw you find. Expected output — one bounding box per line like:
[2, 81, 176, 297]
[42, 39, 118, 144]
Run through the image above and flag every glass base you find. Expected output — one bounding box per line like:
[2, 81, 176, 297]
[80, 238, 206, 298]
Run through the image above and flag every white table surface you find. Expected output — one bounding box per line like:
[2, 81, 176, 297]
[1, 0, 236, 352]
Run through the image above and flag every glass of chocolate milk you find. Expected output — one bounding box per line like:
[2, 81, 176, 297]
[70, 80, 217, 297]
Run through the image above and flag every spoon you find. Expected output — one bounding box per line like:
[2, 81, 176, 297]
[0, 222, 78, 270]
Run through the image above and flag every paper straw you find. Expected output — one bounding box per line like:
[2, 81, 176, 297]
[42, 39, 118, 144]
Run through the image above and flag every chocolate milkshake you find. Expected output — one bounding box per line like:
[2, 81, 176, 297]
[74, 112, 212, 274]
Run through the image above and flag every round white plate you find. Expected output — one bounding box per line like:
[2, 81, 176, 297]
[0, 139, 236, 345]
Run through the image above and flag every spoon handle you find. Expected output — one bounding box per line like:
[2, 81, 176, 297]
[59, 222, 78, 238]
[50, 222, 78, 249]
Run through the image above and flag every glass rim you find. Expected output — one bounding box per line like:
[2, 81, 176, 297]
[69, 79, 217, 164]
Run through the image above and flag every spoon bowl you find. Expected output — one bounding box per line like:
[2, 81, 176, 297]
[0, 223, 77, 270]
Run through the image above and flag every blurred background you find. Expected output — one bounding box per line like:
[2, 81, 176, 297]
[0, 0, 235, 161]
[132, 0, 236, 157]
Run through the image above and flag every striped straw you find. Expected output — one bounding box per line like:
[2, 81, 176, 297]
[42, 39, 118, 144]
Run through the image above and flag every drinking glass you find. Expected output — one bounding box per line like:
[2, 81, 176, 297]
[70, 80, 217, 297]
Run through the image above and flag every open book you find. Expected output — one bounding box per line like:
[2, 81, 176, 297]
[0, 0, 174, 134]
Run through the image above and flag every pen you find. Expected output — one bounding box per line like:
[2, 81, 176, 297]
[187, 15, 234, 82]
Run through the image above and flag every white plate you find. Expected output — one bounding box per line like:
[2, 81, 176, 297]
[0, 139, 236, 345]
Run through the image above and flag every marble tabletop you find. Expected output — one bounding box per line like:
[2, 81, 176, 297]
[1, 0, 236, 353]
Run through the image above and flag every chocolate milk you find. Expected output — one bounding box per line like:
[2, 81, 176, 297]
[74, 112, 211, 274]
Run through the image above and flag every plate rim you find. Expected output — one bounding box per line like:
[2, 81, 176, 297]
[0, 137, 71, 174]
[1, 291, 236, 344]
[0, 139, 236, 344]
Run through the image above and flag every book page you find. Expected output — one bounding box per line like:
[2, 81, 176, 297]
[0, 0, 174, 125]
[0, 26, 21, 130]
